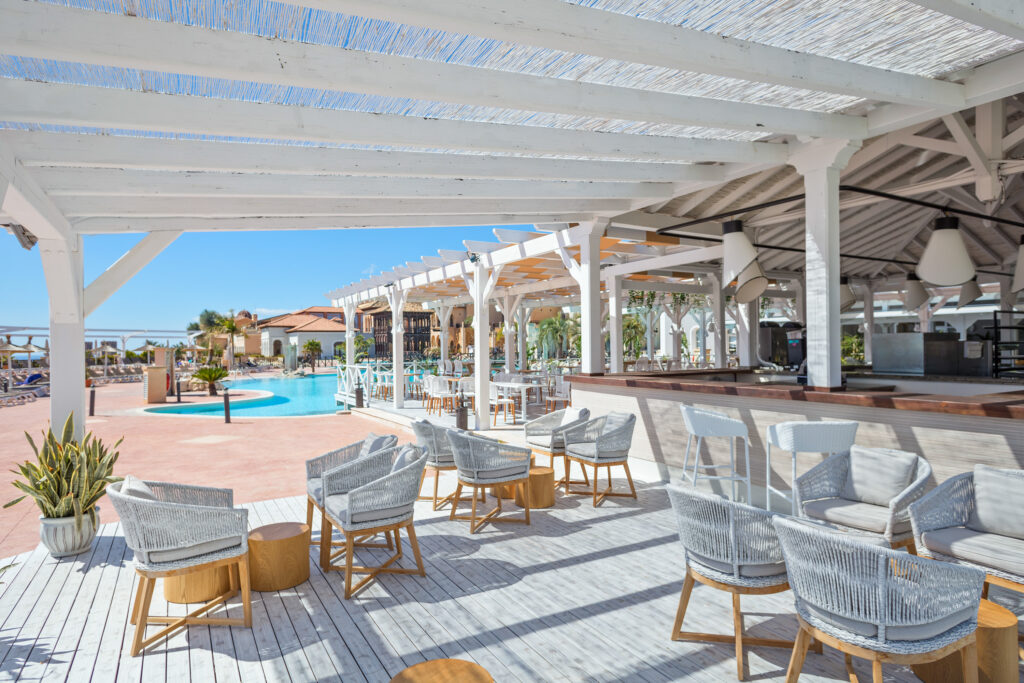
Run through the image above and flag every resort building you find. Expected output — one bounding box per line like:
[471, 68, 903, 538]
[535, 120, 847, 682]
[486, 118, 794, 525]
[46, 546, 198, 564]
[258, 306, 366, 357]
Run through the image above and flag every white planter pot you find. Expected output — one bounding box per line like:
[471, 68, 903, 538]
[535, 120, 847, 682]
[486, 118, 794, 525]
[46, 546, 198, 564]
[39, 507, 99, 558]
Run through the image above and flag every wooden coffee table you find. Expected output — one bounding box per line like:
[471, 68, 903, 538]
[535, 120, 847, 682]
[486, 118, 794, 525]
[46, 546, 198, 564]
[390, 658, 492, 682]
[911, 599, 1018, 683]
[515, 466, 555, 509]
[248, 522, 310, 592]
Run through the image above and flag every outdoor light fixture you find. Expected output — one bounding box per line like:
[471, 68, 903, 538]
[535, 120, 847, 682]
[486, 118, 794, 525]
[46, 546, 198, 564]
[722, 220, 767, 303]
[957, 276, 982, 309]
[904, 274, 930, 310]
[916, 216, 975, 286]
[1013, 236, 1024, 293]
[839, 277, 857, 312]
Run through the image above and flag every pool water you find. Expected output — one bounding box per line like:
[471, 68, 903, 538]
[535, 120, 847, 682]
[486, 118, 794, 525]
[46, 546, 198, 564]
[147, 373, 340, 417]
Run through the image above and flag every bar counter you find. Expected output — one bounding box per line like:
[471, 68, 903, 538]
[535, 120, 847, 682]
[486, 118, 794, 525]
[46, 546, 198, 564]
[567, 369, 1024, 495]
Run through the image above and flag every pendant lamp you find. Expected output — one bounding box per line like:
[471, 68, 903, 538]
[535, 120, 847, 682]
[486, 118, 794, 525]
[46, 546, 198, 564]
[1012, 236, 1024, 293]
[722, 220, 759, 288]
[957, 277, 982, 309]
[734, 260, 768, 304]
[839, 276, 857, 312]
[904, 273, 930, 310]
[916, 216, 975, 286]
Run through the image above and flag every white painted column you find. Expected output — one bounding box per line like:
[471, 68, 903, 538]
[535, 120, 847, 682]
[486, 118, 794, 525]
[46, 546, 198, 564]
[471, 265, 493, 428]
[789, 139, 861, 389]
[608, 275, 624, 373]
[577, 224, 604, 374]
[436, 303, 454, 371]
[343, 299, 357, 369]
[709, 274, 726, 367]
[387, 286, 408, 409]
[39, 237, 86, 438]
[861, 283, 874, 365]
[516, 306, 531, 370]
[736, 300, 759, 367]
[499, 293, 522, 373]
[659, 310, 673, 359]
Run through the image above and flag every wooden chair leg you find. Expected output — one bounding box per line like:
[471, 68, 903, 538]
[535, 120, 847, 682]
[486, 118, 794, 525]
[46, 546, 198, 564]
[306, 497, 314, 530]
[129, 575, 156, 656]
[871, 660, 883, 683]
[470, 486, 480, 533]
[960, 640, 978, 683]
[670, 571, 696, 639]
[733, 593, 745, 680]
[432, 468, 442, 510]
[320, 516, 333, 571]
[623, 462, 637, 499]
[343, 532, 355, 599]
[450, 483, 463, 520]
[592, 464, 599, 506]
[130, 575, 146, 626]
[238, 555, 252, 627]
[522, 477, 531, 525]
[843, 654, 856, 682]
[785, 627, 812, 683]
[406, 523, 426, 576]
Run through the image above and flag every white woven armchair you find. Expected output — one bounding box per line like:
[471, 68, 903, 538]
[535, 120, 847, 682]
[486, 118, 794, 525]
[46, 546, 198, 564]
[305, 433, 397, 553]
[523, 407, 591, 491]
[321, 444, 428, 598]
[910, 465, 1024, 597]
[795, 445, 931, 550]
[108, 479, 251, 656]
[774, 515, 984, 681]
[563, 412, 637, 506]
[447, 430, 532, 533]
[411, 419, 482, 511]
[666, 484, 798, 680]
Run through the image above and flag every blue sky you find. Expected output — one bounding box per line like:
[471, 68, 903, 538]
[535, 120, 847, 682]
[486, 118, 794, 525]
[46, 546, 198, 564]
[0, 225, 510, 332]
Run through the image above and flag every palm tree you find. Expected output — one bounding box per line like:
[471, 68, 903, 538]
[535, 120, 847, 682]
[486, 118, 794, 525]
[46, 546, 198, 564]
[302, 339, 322, 372]
[197, 309, 222, 364]
[622, 315, 646, 358]
[193, 366, 228, 396]
[536, 316, 569, 359]
[218, 315, 241, 370]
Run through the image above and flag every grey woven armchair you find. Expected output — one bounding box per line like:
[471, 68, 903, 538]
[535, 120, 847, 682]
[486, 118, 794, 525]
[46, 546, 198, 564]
[563, 412, 637, 506]
[305, 433, 397, 552]
[910, 464, 1024, 598]
[523, 407, 591, 492]
[774, 515, 984, 682]
[666, 484, 800, 681]
[447, 430, 532, 533]
[411, 419, 482, 511]
[108, 478, 251, 656]
[321, 444, 428, 598]
[795, 445, 931, 550]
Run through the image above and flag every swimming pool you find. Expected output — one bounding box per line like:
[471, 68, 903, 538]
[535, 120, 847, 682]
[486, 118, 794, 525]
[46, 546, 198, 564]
[147, 373, 340, 417]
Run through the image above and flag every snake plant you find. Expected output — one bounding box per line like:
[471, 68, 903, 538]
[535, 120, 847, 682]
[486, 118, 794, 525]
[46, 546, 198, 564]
[4, 414, 122, 532]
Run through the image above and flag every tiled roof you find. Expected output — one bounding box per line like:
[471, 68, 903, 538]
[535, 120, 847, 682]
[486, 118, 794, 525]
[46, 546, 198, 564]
[258, 313, 320, 329]
[286, 318, 348, 333]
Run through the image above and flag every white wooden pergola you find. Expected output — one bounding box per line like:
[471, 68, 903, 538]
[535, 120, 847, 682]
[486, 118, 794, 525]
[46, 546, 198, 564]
[1, 0, 1022, 434]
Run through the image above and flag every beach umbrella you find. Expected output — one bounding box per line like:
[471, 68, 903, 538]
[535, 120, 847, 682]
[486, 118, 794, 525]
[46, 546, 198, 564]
[133, 343, 159, 364]
[93, 344, 119, 376]
[20, 343, 44, 369]
[0, 342, 26, 388]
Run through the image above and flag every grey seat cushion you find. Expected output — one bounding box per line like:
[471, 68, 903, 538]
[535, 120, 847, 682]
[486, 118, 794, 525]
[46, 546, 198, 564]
[560, 408, 587, 427]
[688, 550, 786, 579]
[360, 433, 394, 457]
[922, 526, 1024, 578]
[840, 446, 918, 506]
[391, 444, 418, 473]
[121, 475, 157, 501]
[147, 536, 244, 564]
[602, 412, 633, 434]
[324, 493, 414, 526]
[526, 433, 559, 451]
[566, 442, 627, 461]
[307, 477, 323, 505]
[967, 465, 1024, 541]
[469, 466, 528, 482]
[803, 498, 909, 535]
[802, 602, 975, 642]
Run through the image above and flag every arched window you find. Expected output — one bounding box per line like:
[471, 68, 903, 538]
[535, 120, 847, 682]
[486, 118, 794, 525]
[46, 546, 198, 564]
[273, 339, 282, 355]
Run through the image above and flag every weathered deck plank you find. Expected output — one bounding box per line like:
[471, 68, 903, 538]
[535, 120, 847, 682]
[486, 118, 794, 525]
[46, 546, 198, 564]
[1, 467, 1012, 683]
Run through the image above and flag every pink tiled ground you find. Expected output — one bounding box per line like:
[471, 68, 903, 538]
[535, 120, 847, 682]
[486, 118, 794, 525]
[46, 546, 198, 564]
[0, 370, 410, 557]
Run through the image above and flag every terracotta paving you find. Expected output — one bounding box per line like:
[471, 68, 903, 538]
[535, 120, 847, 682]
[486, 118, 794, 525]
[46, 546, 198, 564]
[0, 370, 411, 557]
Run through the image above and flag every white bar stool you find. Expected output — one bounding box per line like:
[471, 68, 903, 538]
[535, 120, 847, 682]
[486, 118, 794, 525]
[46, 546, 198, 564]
[764, 420, 858, 514]
[679, 406, 751, 502]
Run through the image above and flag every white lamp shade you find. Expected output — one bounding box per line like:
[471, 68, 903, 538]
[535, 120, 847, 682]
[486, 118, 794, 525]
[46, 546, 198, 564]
[722, 220, 759, 288]
[904, 275, 930, 310]
[916, 216, 975, 286]
[839, 278, 857, 312]
[1012, 237, 1024, 293]
[734, 260, 768, 304]
[957, 278, 982, 309]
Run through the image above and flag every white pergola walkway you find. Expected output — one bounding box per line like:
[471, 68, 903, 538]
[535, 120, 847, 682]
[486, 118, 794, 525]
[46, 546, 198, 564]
[7, 466, 1013, 682]
[0, 0, 1022, 435]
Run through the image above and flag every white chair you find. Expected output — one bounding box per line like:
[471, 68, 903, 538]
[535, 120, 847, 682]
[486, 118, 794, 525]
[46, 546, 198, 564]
[453, 359, 464, 376]
[765, 420, 858, 515]
[442, 359, 453, 375]
[679, 406, 751, 503]
[489, 383, 516, 425]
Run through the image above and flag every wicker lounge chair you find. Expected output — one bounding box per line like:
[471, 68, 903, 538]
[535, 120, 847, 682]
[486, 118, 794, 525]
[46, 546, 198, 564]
[563, 412, 637, 506]
[447, 430, 532, 533]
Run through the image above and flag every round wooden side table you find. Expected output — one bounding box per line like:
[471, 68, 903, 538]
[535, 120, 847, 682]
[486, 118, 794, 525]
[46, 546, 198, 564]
[390, 658, 493, 683]
[911, 599, 1018, 683]
[163, 565, 232, 604]
[515, 466, 555, 509]
[495, 455, 536, 499]
[248, 522, 310, 592]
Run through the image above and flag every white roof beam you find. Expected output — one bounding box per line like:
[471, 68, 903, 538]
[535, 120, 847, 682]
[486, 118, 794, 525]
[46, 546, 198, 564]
[0, 80, 788, 165]
[906, 1, 1024, 41]
[279, 0, 964, 109]
[0, 141, 71, 242]
[0, 0, 863, 138]
[602, 245, 725, 278]
[83, 231, 181, 317]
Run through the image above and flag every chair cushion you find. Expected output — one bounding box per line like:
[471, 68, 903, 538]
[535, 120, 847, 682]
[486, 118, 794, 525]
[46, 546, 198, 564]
[841, 446, 918, 506]
[147, 536, 244, 564]
[121, 475, 156, 501]
[306, 477, 323, 505]
[921, 526, 1024, 578]
[391, 445, 418, 473]
[360, 433, 393, 458]
[566, 442, 627, 462]
[967, 465, 1024, 541]
[803, 498, 909, 535]
[602, 413, 632, 435]
[802, 603, 975, 642]
[472, 466, 528, 482]
[324, 493, 415, 526]
[560, 408, 586, 427]
[688, 550, 786, 579]
[526, 433, 556, 450]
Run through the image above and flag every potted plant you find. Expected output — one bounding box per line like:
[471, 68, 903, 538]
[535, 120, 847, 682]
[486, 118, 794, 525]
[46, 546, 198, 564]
[193, 366, 229, 395]
[4, 414, 121, 557]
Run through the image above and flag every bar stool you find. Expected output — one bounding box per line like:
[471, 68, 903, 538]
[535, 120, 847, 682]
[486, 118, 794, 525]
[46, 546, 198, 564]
[764, 420, 858, 515]
[679, 406, 751, 503]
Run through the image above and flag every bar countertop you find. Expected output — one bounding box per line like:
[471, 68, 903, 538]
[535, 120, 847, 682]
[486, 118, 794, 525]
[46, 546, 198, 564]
[567, 368, 1024, 419]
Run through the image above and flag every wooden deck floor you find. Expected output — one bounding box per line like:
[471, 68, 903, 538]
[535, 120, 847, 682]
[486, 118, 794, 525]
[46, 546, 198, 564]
[1, 473, 1020, 682]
